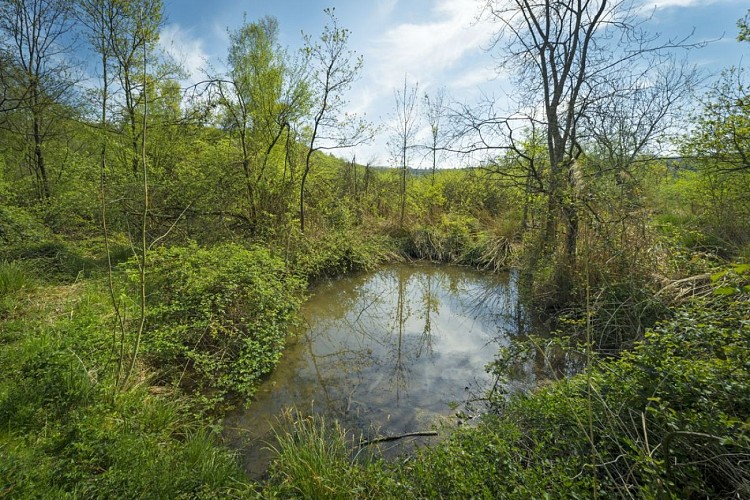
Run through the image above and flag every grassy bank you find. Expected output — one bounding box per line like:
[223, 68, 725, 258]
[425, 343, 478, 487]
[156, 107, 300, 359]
[0, 228, 395, 497]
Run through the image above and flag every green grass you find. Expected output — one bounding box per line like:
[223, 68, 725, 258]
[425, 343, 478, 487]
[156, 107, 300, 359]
[0, 259, 35, 296]
[0, 277, 254, 498]
[268, 410, 361, 498]
[266, 409, 397, 499]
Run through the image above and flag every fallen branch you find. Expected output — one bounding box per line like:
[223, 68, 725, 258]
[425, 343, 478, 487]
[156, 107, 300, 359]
[654, 273, 712, 300]
[359, 431, 438, 447]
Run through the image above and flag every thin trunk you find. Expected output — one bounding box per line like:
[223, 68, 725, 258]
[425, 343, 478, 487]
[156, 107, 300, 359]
[32, 114, 49, 199]
[123, 68, 140, 177]
[400, 138, 407, 228]
[431, 145, 436, 186]
[123, 28, 148, 388]
[98, 43, 126, 387]
[564, 201, 578, 266]
[521, 169, 532, 231]
[364, 163, 370, 196]
[300, 150, 312, 233]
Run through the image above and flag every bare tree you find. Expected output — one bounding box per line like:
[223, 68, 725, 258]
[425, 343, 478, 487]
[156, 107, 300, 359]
[389, 74, 420, 228]
[299, 8, 372, 232]
[423, 86, 447, 185]
[478, 0, 699, 268]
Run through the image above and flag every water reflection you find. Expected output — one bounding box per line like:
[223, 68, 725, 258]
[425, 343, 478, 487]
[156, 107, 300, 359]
[225, 263, 534, 477]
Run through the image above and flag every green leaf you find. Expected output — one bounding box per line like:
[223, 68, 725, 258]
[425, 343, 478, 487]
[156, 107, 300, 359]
[710, 271, 726, 282]
[713, 286, 736, 296]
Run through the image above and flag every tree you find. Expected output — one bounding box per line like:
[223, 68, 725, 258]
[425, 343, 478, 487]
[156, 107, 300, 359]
[678, 12, 750, 249]
[0, 0, 79, 200]
[106, 0, 163, 177]
[480, 0, 698, 272]
[78, 0, 125, 385]
[216, 15, 310, 229]
[684, 72, 749, 174]
[738, 9, 750, 43]
[389, 74, 419, 228]
[0, 45, 25, 114]
[299, 8, 371, 232]
[423, 86, 447, 185]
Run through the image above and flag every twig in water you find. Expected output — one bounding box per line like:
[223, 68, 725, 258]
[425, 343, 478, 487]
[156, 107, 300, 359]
[359, 431, 438, 447]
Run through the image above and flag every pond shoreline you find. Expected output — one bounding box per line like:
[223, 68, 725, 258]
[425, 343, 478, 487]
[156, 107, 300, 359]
[225, 262, 538, 478]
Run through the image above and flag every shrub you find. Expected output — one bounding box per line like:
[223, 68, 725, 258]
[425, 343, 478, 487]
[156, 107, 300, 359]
[290, 228, 392, 281]
[141, 243, 305, 405]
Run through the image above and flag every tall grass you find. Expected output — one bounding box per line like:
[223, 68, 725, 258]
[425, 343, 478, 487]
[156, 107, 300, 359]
[268, 409, 364, 499]
[0, 259, 35, 296]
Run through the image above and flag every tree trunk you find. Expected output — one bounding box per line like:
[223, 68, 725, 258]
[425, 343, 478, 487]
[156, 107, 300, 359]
[32, 113, 50, 200]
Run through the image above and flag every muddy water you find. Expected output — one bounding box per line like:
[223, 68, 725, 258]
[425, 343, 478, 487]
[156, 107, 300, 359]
[225, 263, 536, 478]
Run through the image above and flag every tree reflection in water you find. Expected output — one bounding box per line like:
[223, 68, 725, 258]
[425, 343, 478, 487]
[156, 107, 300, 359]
[225, 263, 538, 477]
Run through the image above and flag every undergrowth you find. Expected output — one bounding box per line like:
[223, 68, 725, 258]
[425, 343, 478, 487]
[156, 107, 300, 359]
[0, 279, 253, 497]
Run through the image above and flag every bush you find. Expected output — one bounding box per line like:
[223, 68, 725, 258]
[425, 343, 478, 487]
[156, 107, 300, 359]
[403, 213, 477, 262]
[141, 243, 305, 405]
[290, 228, 392, 281]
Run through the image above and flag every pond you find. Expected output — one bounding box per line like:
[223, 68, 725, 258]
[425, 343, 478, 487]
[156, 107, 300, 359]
[225, 263, 539, 478]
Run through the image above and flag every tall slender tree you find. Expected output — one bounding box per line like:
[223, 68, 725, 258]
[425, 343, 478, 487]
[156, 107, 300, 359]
[299, 8, 371, 232]
[423, 87, 447, 185]
[106, 0, 162, 177]
[390, 74, 420, 228]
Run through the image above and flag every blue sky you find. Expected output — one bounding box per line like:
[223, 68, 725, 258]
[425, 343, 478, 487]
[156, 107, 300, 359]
[159, 0, 750, 165]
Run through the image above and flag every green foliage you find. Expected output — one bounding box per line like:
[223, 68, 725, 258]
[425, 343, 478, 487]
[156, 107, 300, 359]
[0, 281, 252, 497]
[1, 239, 96, 283]
[488, 273, 750, 496]
[141, 243, 304, 406]
[404, 213, 477, 262]
[0, 259, 35, 298]
[0, 205, 52, 245]
[289, 228, 393, 281]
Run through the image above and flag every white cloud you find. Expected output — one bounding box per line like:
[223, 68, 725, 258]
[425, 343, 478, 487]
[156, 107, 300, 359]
[644, 0, 715, 8]
[449, 66, 500, 90]
[375, 0, 398, 18]
[159, 24, 208, 84]
[369, 0, 493, 91]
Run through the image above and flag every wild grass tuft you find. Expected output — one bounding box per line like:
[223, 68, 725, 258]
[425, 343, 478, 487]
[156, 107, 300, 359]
[268, 409, 363, 499]
[0, 259, 35, 296]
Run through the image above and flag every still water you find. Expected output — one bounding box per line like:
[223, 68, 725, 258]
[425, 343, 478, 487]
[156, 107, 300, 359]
[225, 263, 536, 477]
